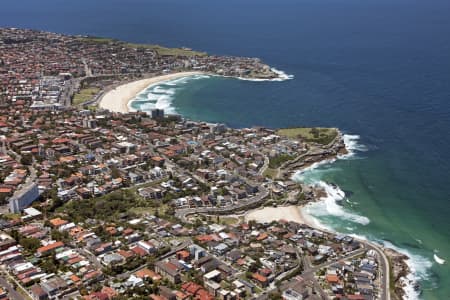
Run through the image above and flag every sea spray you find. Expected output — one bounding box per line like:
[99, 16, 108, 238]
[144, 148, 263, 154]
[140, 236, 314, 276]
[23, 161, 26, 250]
[303, 181, 371, 226]
[381, 240, 433, 300]
[294, 133, 437, 300]
[433, 252, 446, 265]
[293, 134, 371, 226]
[339, 134, 368, 159]
[291, 159, 338, 184]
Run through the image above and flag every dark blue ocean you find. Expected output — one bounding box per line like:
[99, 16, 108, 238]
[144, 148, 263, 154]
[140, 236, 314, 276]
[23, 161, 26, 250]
[1, 0, 449, 298]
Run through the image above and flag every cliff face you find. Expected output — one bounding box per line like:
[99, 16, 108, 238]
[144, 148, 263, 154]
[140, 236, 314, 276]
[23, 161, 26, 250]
[384, 248, 411, 300]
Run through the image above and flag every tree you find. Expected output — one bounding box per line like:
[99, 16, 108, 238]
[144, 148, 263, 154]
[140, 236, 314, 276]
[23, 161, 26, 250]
[269, 291, 282, 300]
[310, 127, 321, 139]
[0, 193, 8, 205]
[40, 255, 60, 274]
[248, 262, 259, 273]
[194, 218, 203, 229]
[110, 165, 121, 179]
[10, 229, 20, 241]
[51, 230, 70, 243]
[20, 154, 33, 166]
[19, 237, 41, 252]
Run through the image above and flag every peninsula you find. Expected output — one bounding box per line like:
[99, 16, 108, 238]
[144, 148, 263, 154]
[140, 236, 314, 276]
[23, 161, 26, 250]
[0, 28, 411, 300]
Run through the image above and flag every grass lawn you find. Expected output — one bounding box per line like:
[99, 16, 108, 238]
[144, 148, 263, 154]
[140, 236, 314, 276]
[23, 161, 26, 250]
[79, 36, 206, 57]
[1, 213, 21, 220]
[217, 216, 240, 226]
[129, 203, 169, 216]
[277, 127, 338, 145]
[263, 167, 278, 179]
[72, 87, 100, 105]
[127, 43, 207, 57]
[80, 37, 115, 44]
[268, 154, 295, 168]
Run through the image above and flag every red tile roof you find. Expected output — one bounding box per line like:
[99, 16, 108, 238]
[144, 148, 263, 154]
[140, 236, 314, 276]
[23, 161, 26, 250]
[37, 241, 64, 254]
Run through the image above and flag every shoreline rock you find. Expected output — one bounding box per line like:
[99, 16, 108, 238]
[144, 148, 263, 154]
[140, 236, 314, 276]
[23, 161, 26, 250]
[384, 248, 413, 300]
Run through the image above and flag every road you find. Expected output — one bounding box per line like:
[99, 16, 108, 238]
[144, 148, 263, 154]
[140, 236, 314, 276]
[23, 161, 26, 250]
[0, 275, 26, 300]
[364, 242, 391, 300]
[175, 187, 269, 222]
[81, 58, 93, 77]
[117, 239, 192, 280]
[299, 242, 390, 300]
[77, 248, 103, 270]
[257, 155, 270, 176]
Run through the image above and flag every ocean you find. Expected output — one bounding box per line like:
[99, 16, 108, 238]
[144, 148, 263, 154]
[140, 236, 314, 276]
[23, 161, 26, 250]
[1, 0, 449, 299]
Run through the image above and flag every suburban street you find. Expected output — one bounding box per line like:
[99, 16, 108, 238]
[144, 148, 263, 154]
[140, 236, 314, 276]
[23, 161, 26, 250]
[175, 186, 269, 222]
[0, 276, 25, 300]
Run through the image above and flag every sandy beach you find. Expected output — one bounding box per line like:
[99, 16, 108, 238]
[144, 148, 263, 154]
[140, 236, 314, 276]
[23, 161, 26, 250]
[244, 205, 313, 225]
[98, 71, 204, 113]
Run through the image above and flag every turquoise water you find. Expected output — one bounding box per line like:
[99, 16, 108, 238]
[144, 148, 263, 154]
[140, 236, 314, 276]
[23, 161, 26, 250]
[2, 0, 450, 298]
[129, 74, 449, 299]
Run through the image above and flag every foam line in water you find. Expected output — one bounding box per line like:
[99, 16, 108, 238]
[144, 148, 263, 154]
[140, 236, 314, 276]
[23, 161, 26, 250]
[343, 234, 434, 300]
[291, 159, 337, 184]
[433, 252, 446, 265]
[306, 181, 370, 225]
[129, 74, 209, 114]
[233, 68, 294, 82]
[339, 134, 368, 159]
[303, 217, 434, 300]
[381, 240, 433, 300]
[129, 69, 292, 113]
[213, 67, 294, 82]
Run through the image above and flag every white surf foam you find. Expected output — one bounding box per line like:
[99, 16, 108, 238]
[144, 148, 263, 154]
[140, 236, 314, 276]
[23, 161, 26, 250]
[291, 158, 338, 184]
[309, 230, 434, 300]
[291, 131, 434, 300]
[153, 86, 175, 95]
[130, 68, 292, 113]
[336, 233, 434, 300]
[339, 134, 368, 159]
[292, 134, 366, 180]
[433, 252, 446, 265]
[166, 74, 211, 86]
[381, 240, 433, 300]
[307, 181, 370, 225]
[234, 67, 294, 82]
[271, 68, 295, 81]
[346, 198, 359, 206]
[129, 74, 209, 113]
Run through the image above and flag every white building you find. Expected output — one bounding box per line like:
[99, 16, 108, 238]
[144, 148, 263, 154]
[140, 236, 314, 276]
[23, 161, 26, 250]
[9, 183, 40, 213]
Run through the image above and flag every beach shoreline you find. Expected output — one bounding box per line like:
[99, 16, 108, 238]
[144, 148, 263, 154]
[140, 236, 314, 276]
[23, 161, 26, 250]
[244, 203, 414, 300]
[98, 71, 205, 113]
[244, 205, 307, 225]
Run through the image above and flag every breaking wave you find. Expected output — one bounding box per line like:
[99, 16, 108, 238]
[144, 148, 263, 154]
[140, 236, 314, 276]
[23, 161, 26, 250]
[339, 134, 368, 159]
[271, 68, 295, 81]
[129, 74, 210, 114]
[381, 241, 434, 300]
[129, 67, 293, 114]
[234, 68, 294, 82]
[292, 159, 338, 184]
[293, 132, 370, 226]
[433, 251, 446, 265]
[293, 132, 438, 300]
[338, 233, 434, 300]
[303, 181, 371, 226]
